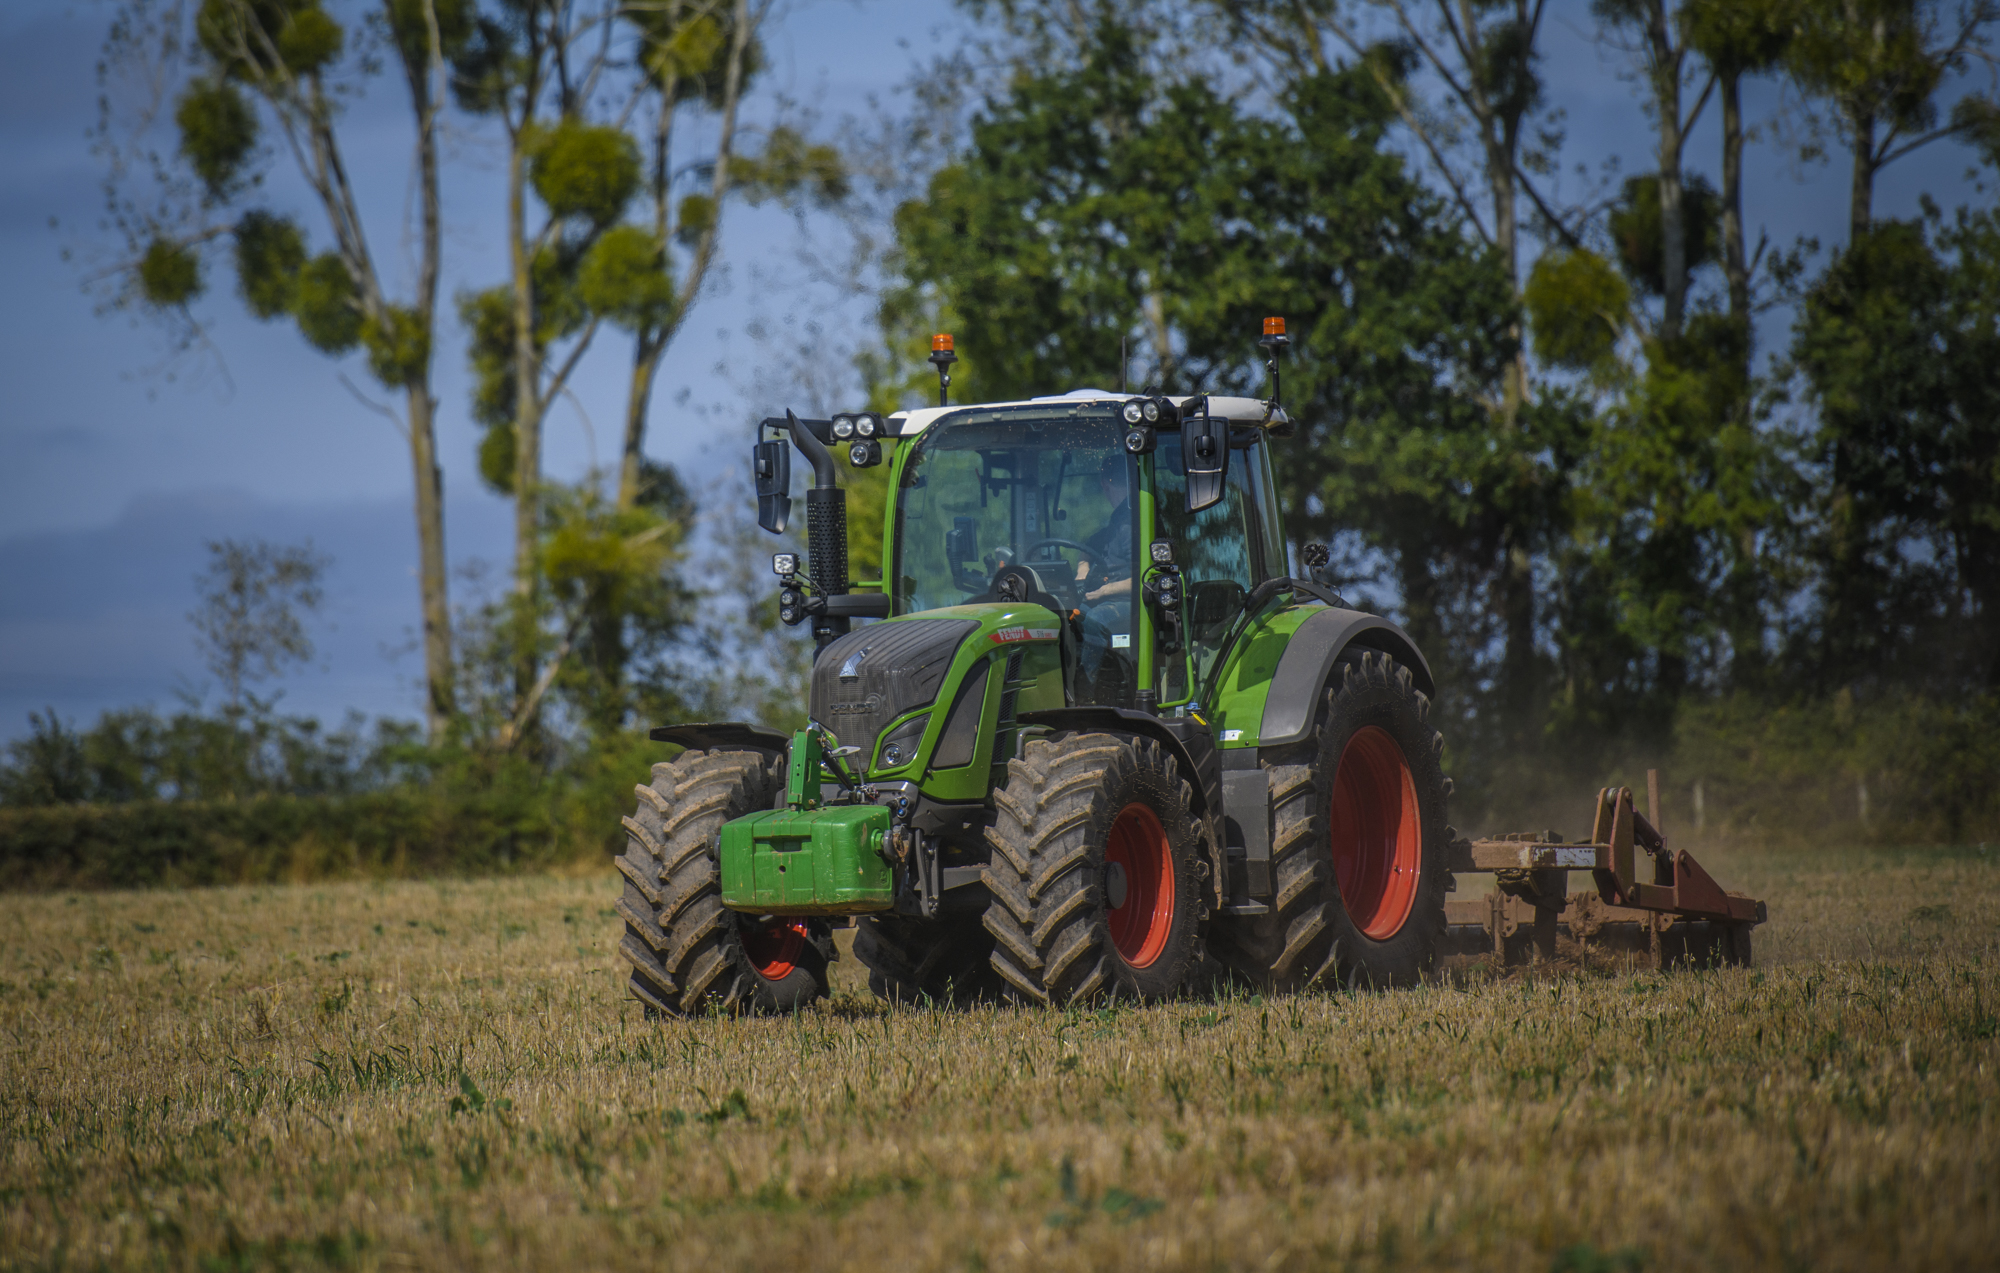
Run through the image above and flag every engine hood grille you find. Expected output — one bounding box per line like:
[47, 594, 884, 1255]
[810, 618, 981, 757]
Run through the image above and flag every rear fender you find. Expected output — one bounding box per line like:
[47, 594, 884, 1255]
[1256, 608, 1434, 747]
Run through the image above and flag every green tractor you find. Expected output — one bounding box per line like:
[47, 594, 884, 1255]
[616, 320, 1453, 1012]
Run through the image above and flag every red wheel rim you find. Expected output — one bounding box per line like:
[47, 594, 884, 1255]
[739, 917, 810, 980]
[1104, 802, 1175, 967]
[1328, 726, 1422, 940]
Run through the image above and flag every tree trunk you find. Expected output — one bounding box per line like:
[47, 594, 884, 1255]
[1719, 68, 1748, 322]
[1850, 111, 1876, 243]
[617, 332, 661, 509]
[1500, 538, 1537, 741]
[509, 137, 542, 603]
[407, 385, 454, 734]
[1487, 125, 1527, 412]
[1649, 0, 1687, 339]
[400, 0, 453, 736]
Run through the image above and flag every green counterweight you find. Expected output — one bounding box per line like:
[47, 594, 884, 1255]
[718, 804, 896, 915]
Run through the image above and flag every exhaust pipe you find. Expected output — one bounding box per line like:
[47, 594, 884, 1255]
[784, 410, 850, 651]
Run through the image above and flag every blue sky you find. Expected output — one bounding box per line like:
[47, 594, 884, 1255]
[0, 0, 1985, 740]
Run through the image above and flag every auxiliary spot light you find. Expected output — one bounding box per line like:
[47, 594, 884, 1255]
[848, 439, 882, 467]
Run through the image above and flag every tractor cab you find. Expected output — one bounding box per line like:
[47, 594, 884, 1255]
[886, 397, 1293, 714]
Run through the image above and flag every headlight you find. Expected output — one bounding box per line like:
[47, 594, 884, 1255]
[855, 415, 877, 438]
[832, 416, 855, 439]
[1142, 399, 1160, 423]
[1121, 400, 1144, 424]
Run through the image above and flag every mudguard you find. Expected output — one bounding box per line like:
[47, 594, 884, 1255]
[648, 722, 790, 754]
[1016, 707, 1217, 817]
[1256, 609, 1434, 747]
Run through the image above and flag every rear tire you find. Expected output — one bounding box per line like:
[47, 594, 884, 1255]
[983, 732, 1208, 1005]
[616, 747, 832, 1016]
[1208, 650, 1449, 990]
[854, 916, 1003, 1006]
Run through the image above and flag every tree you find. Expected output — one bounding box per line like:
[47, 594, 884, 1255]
[1787, 0, 2000, 241]
[1789, 209, 2000, 692]
[1686, 0, 1797, 324]
[99, 0, 465, 739]
[610, 0, 842, 511]
[189, 537, 330, 714]
[1593, 0, 1715, 339]
[1220, 0, 1573, 409]
[450, 0, 631, 617]
[886, 18, 1565, 805]
[452, 0, 840, 742]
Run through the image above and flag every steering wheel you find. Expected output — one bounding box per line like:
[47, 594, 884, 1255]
[1023, 538, 1096, 608]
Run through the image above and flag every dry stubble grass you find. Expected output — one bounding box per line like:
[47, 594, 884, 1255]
[1, 843, 1997, 1272]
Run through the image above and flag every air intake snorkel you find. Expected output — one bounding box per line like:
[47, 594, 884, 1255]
[785, 409, 851, 652]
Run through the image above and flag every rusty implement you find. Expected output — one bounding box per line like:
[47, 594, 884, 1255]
[1441, 772, 1766, 970]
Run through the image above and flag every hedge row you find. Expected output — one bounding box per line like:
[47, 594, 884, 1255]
[0, 788, 613, 892]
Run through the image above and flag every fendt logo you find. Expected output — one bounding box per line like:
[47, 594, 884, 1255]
[827, 696, 882, 716]
[838, 647, 871, 680]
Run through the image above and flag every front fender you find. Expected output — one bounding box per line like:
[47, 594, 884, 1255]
[649, 722, 790, 754]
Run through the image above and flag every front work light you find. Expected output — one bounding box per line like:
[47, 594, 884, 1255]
[1124, 427, 1156, 455]
[772, 552, 799, 577]
[849, 439, 882, 467]
[1149, 539, 1176, 566]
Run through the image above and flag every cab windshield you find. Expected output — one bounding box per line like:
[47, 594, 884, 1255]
[894, 413, 1137, 699]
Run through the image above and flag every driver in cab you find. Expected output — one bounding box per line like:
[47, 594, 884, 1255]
[1074, 451, 1132, 681]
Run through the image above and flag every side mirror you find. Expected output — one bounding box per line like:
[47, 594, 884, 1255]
[1179, 401, 1230, 512]
[1189, 579, 1246, 638]
[754, 438, 791, 533]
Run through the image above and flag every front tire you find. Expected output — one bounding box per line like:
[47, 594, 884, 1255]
[1209, 650, 1449, 990]
[854, 916, 1004, 1006]
[983, 732, 1208, 1005]
[616, 747, 831, 1015]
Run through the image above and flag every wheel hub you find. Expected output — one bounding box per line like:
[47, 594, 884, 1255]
[739, 916, 810, 981]
[1103, 803, 1174, 967]
[1104, 861, 1129, 909]
[1328, 726, 1422, 940]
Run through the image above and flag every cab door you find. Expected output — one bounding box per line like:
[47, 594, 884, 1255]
[1149, 433, 1282, 707]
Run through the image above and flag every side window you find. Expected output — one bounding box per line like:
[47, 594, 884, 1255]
[1154, 435, 1267, 689]
[1243, 441, 1287, 585]
[1154, 438, 1261, 585]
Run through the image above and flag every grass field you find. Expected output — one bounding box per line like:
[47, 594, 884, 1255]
[2, 843, 1996, 1271]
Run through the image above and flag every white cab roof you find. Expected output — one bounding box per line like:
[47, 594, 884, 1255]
[888, 393, 1292, 438]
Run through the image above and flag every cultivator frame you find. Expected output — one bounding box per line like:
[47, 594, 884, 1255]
[1442, 771, 1766, 970]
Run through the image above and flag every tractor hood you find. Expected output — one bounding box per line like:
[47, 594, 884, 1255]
[808, 605, 1066, 788]
[811, 617, 980, 757]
